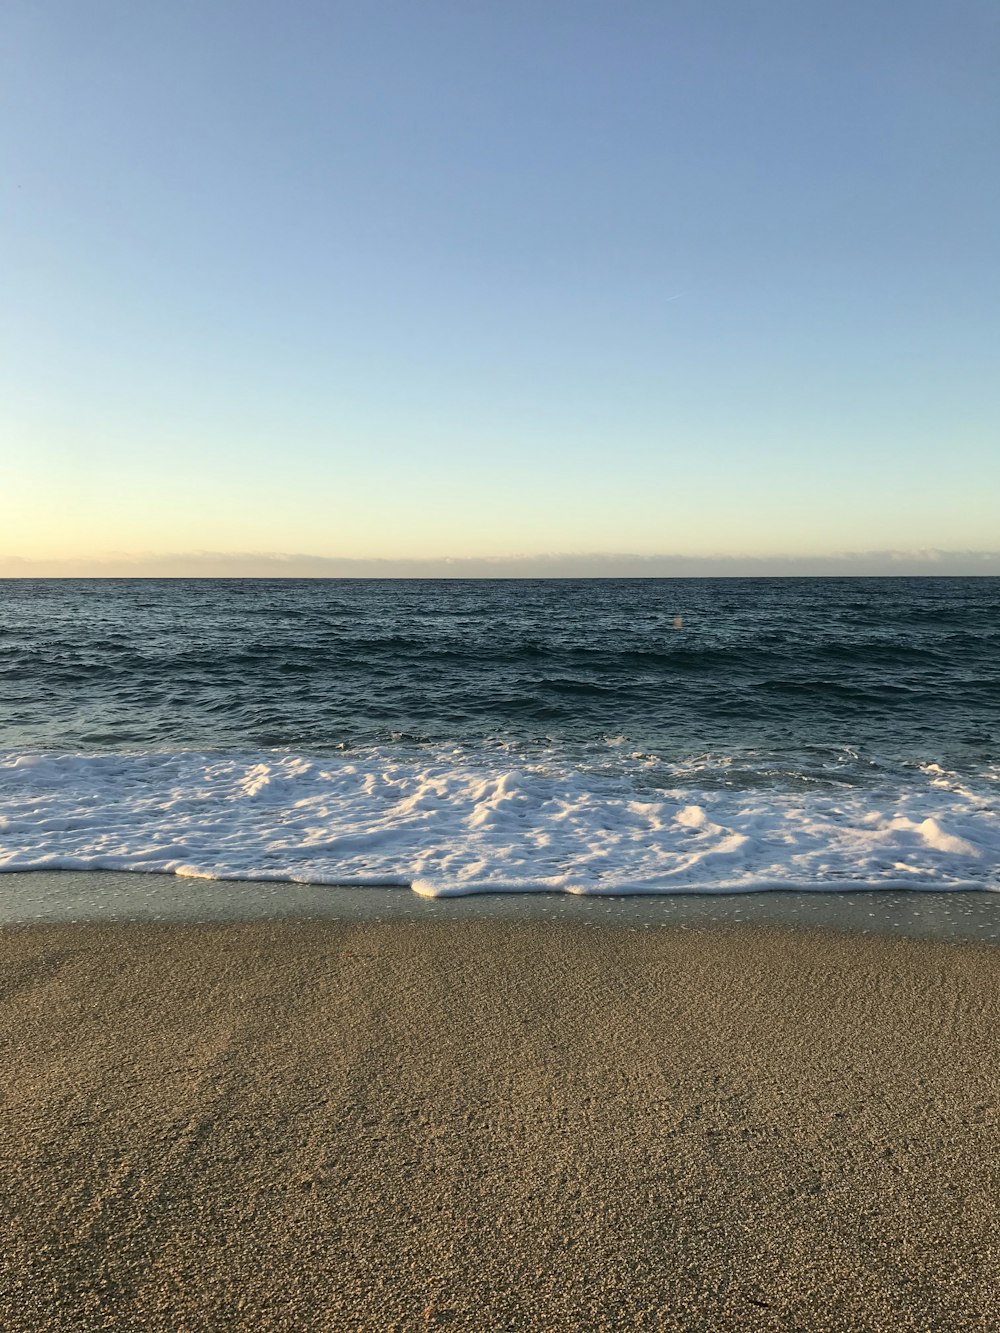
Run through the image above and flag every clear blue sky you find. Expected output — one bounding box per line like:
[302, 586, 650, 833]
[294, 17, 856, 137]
[2, 0, 998, 573]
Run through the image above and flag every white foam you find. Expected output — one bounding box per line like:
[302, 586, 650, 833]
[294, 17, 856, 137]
[0, 748, 998, 897]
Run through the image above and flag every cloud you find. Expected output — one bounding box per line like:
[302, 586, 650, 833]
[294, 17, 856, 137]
[2, 550, 999, 577]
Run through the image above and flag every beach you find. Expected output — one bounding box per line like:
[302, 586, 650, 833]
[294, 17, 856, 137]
[6, 0, 1000, 1317]
[3, 910, 998, 1331]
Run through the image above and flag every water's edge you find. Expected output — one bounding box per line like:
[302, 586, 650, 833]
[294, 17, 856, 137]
[2, 870, 999, 944]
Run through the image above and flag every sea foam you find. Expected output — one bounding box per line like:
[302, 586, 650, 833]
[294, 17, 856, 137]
[1, 747, 997, 897]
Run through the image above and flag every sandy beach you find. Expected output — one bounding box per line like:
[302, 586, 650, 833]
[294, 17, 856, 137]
[1, 916, 998, 1331]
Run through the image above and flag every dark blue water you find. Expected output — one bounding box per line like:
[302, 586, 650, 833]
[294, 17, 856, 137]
[1, 577, 997, 765]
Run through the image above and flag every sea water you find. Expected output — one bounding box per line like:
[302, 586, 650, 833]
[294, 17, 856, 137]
[0, 578, 997, 897]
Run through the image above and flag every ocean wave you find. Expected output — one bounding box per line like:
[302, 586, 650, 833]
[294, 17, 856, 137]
[1, 746, 997, 898]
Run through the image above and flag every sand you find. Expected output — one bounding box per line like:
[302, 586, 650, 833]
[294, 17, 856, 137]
[1, 918, 998, 1331]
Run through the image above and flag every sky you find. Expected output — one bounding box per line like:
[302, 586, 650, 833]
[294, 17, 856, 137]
[2, 0, 998, 576]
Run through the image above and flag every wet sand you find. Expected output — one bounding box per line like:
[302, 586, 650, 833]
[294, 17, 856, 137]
[2, 917, 998, 1331]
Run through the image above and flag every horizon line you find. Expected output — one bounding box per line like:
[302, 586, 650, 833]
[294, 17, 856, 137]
[3, 574, 999, 582]
[2, 548, 999, 579]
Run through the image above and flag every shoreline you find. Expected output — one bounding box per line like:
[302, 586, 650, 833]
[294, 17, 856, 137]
[1, 868, 999, 944]
[2, 913, 999, 1329]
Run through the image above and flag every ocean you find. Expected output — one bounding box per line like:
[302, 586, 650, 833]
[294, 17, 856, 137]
[1, 577, 997, 897]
